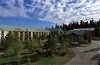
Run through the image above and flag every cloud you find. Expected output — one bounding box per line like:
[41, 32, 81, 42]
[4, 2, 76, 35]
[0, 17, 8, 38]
[0, 0, 100, 24]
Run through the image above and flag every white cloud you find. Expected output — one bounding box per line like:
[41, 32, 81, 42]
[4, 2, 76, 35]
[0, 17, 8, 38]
[0, 0, 100, 24]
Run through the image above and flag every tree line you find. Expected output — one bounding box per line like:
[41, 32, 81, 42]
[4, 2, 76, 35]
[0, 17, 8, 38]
[53, 19, 100, 30]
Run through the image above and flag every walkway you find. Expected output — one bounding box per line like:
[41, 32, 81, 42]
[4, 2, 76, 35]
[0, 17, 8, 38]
[64, 41, 100, 65]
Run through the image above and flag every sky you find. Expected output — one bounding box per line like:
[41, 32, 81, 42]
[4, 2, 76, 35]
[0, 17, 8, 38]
[0, 16, 55, 28]
[0, 0, 100, 27]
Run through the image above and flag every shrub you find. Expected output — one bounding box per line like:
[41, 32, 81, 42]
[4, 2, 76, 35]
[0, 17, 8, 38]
[55, 47, 67, 56]
[84, 31, 92, 43]
[79, 38, 89, 44]
[71, 42, 80, 47]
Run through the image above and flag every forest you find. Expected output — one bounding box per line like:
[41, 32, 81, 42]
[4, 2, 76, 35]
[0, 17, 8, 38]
[54, 19, 100, 30]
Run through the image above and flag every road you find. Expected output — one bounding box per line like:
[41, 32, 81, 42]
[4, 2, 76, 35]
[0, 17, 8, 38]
[64, 40, 100, 65]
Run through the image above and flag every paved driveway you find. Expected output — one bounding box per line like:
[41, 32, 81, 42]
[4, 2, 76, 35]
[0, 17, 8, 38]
[64, 40, 100, 65]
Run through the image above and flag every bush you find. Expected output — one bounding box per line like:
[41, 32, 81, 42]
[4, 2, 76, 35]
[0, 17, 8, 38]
[84, 31, 92, 43]
[71, 42, 80, 47]
[79, 38, 89, 44]
[55, 47, 67, 56]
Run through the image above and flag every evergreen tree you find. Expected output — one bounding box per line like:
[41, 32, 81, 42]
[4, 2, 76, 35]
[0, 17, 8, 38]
[94, 27, 100, 37]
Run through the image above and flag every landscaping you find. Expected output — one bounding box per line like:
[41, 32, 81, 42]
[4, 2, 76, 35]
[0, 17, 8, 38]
[31, 53, 74, 65]
[0, 19, 100, 65]
[0, 29, 75, 65]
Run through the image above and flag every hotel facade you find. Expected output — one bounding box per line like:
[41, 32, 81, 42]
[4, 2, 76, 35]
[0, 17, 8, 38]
[0, 28, 50, 42]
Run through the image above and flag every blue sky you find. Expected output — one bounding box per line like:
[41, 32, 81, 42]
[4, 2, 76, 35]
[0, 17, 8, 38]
[0, 16, 55, 28]
[0, 0, 100, 27]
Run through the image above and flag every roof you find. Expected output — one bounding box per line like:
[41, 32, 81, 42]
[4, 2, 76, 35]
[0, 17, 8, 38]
[66, 28, 94, 35]
[66, 31, 84, 36]
[0, 26, 50, 32]
[71, 28, 95, 31]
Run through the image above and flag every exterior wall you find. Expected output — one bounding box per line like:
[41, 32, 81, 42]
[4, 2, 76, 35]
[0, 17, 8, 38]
[0, 29, 50, 42]
[4, 31, 9, 39]
[0, 30, 9, 43]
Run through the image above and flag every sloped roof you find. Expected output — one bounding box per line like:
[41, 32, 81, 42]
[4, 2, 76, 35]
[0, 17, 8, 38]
[66, 29, 87, 36]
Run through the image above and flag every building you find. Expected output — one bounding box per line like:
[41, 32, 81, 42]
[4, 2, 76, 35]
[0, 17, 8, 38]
[65, 28, 95, 41]
[0, 27, 50, 42]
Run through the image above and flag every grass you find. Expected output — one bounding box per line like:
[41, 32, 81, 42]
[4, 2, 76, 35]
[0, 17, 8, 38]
[0, 54, 74, 65]
[29, 48, 75, 65]
[80, 43, 91, 47]
[29, 55, 73, 65]
[0, 56, 18, 64]
[0, 53, 34, 64]
[0, 49, 75, 65]
[0, 55, 73, 65]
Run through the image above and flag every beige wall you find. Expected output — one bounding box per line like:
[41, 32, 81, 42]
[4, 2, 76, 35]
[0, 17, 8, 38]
[0, 30, 50, 41]
[0, 30, 8, 43]
[4, 31, 9, 38]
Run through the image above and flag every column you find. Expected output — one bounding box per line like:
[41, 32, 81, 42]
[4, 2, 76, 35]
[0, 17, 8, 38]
[29, 32, 31, 40]
[1, 30, 4, 41]
[31, 32, 33, 40]
[18, 31, 20, 40]
[23, 31, 25, 41]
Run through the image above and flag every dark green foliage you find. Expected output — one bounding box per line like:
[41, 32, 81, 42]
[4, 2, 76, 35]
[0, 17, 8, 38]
[55, 47, 67, 56]
[94, 27, 100, 37]
[3, 31, 25, 56]
[42, 28, 70, 56]
[3, 31, 19, 49]
[79, 38, 88, 44]
[24, 39, 41, 53]
[83, 31, 92, 43]
[0, 28, 75, 65]
[53, 19, 100, 30]
[42, 32, 56, 56]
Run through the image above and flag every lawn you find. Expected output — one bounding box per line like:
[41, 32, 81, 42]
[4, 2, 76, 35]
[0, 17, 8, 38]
[0, 49, 75, 65]
[27, 48, 75, 65]
[29, 54, 74, 65]
[0, 54, 74, 65]
[0, 56, 19, 64]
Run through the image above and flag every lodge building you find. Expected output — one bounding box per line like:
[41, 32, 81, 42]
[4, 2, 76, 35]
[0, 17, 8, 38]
[0, 28, 50, 42]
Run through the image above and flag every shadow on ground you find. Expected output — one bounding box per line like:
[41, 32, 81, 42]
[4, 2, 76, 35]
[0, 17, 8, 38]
[83, 48, 100, 53]
[91, 54, 100, 60]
